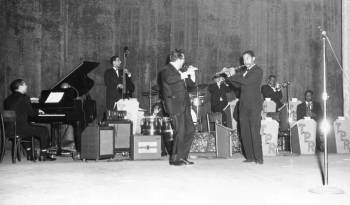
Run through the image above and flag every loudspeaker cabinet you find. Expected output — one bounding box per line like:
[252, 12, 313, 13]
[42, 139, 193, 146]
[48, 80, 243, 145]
[81, 125, 115, 160]
[106, 120, 133, 153]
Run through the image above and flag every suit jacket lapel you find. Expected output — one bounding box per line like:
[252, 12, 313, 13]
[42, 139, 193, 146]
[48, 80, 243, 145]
[244, 65, 256, 78]
[169, 64, 180, 76]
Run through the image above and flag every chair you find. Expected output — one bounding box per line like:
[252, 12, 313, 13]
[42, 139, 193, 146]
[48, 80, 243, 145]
[1, 111, 36, 163]
[206, 112, 222, 132]
[0, 113, 5, 162]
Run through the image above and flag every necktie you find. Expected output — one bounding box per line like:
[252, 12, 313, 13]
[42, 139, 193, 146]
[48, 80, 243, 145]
[113, 68, 119, 77]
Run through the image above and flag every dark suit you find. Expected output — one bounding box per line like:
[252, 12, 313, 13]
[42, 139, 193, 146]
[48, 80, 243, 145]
[159, 64, 195, 161]
[226, 65, 263, 162]
[261, 84, 283, 111]
[296, 101, 322, 121]
[208, 82, 232, 126]
[104, 68, 135, 110]
[3, 92, 49, 149]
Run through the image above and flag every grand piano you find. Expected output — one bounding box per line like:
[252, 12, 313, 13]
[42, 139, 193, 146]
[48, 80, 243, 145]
[30, 61, 99, 153]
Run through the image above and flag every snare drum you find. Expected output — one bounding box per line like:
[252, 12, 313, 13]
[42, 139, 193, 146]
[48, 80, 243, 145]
[141, 116, 161, 135]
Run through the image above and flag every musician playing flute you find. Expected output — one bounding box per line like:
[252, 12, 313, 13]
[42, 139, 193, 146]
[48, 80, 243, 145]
[222, 50, 264, 164]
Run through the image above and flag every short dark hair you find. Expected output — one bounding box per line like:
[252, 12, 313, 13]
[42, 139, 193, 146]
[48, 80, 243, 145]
[304, 90, 314, 97]
[169, 49, 185, 62]
[110, 55, 119, 64]
[10, 79, 25, 93]
[242, 50, 255, 57]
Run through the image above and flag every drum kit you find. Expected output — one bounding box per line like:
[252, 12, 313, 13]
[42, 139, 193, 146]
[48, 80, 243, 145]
[141, 82, 208, 134]
[140, 116, 173, 138]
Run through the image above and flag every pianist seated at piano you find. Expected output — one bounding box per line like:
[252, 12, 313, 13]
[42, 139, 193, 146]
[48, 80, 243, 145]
[3, 79, 56, 161]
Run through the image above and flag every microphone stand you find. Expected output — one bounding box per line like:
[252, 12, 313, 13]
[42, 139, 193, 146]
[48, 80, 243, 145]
[309, 29, 344, 194]
[285, 83, 292, 154]
[149, 81, 152, 116]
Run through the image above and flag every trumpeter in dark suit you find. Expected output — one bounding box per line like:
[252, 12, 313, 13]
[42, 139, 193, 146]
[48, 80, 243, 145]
[224, 50, 264, 164]
[208, 74, 234, 126]
[261, 75, 283, 111]
[3, 79, 55, 161]
[297, 90, 323, 151]
[159, 49, 196, 166]
[104, 55, 135, 110]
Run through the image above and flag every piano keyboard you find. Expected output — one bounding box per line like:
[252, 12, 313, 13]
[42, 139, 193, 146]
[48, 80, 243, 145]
[38, 114, 66, 117]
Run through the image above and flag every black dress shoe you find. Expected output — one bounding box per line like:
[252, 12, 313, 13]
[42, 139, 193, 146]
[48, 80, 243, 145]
[256, 159, 264, 164]
[171, 160, 186, 166]
[181, 159, 194, 165]
[243, 159, 254, 163]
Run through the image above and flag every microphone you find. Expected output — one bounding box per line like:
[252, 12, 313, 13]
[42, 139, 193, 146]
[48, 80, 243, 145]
[318, 26, 327, 37]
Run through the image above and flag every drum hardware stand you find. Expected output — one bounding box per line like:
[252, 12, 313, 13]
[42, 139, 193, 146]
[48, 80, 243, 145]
[286, 83, 292, 155]
[308, 27, 344, 194]
[149, 81, 152, 115]
[195, 85, 200, 128]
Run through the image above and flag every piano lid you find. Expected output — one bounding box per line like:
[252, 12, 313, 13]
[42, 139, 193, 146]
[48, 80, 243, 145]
[52, 61, 99, 96]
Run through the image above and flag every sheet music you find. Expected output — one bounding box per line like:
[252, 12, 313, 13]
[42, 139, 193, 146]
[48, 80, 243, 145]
[45, 92, 64, 103]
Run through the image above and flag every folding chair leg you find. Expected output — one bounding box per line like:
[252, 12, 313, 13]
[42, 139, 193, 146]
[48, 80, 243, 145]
[32, 137, 37, 161]
[12, 139, 16, 163]
[16, 138, 21, 162]
[17, 142, 22, 162]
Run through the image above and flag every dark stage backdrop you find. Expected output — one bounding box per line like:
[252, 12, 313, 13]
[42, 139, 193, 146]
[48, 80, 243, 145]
[0, 0, 342, 122]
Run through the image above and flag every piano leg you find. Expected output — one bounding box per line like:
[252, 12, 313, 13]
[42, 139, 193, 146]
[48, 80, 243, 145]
[50, 122, 63, 155]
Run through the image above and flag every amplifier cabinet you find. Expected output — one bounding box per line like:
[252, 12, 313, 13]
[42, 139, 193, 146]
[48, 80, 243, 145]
[81, 125, 115, 160]
[216, 124, 233, 158]
[106, 120, 133, 152]
[131, 135, 161, 160]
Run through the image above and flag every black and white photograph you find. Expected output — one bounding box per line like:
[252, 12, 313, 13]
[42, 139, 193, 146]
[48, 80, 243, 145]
[0, 0, 349, 204]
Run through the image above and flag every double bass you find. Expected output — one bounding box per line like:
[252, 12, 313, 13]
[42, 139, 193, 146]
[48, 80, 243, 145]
[121, 46, 133, 99]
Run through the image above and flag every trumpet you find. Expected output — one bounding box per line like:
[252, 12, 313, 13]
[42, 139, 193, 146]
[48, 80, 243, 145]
[275, 81, 290, 89]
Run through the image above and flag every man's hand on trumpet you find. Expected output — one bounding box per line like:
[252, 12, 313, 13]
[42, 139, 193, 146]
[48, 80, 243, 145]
[180, 65, 198, 82]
